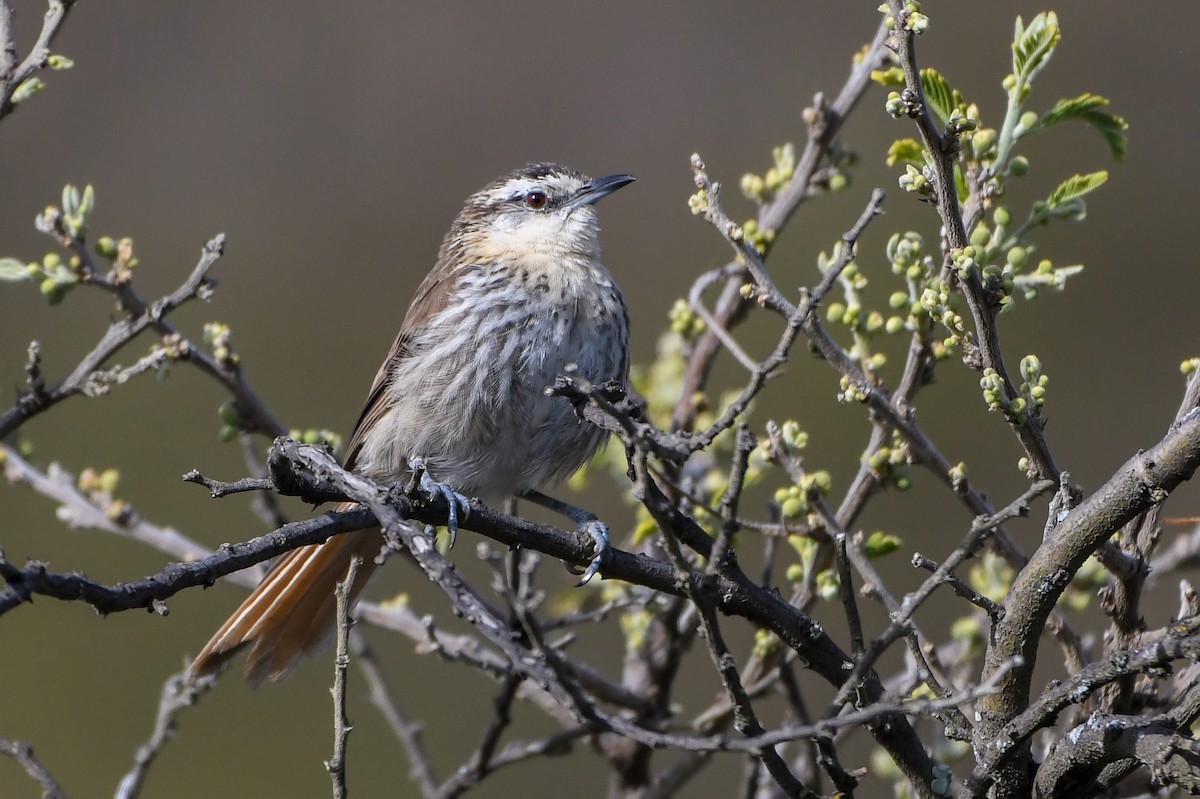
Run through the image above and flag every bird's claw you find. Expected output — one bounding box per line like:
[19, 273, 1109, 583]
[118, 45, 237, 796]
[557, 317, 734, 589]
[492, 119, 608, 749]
[576, 520, 610, 586]
[409, 457, 470, 548]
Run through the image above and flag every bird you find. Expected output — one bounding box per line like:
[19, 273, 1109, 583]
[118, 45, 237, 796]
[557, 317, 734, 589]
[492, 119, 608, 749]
[188, 163, 634, 683]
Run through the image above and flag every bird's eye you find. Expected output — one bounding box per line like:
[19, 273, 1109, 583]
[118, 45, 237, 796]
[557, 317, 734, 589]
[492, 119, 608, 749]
[523, 190, 548, 209]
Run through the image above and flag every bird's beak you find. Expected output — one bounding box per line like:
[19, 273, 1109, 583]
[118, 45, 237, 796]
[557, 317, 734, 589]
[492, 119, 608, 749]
[565, 173, 636, 211]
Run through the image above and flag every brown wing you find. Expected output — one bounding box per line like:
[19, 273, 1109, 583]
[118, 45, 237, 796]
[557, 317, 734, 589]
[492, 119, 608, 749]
[342, 254, 464, 472]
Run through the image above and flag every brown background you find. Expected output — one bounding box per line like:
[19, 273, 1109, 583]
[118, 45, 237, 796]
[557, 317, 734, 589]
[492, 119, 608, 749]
[1, 1, 1198, 796]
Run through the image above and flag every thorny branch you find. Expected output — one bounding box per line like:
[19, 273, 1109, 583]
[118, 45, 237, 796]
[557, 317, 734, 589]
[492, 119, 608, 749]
[327, 555, 360, 799]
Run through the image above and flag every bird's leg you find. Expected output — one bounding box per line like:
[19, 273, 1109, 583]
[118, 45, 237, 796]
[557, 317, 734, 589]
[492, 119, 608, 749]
[407, 457, 470, 548]
[519, 489, 610, 585]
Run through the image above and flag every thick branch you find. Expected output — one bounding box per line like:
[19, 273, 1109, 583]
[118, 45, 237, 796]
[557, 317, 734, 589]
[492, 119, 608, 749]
[973, 409, 1200, 796]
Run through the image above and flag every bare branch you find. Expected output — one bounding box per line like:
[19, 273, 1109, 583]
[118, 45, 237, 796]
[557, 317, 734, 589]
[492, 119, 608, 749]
[0, 0, 77, 121]
[115, 671, 215, 799]
[326, 555, 361, 799]
[0, 737, 69, 799]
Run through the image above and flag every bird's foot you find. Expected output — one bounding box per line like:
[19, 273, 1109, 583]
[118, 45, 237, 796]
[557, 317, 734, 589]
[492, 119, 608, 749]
[408, 457, 470, 548]
[576, 520, 610, 586]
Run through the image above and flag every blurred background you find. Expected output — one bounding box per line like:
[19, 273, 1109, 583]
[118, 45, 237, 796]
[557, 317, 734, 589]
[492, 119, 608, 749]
[1, 1, 1197, 796]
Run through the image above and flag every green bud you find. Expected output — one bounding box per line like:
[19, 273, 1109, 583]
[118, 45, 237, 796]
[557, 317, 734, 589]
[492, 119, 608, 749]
[98, 468, 121, 495]
[826, 301, 846, 323]
[40, 277, 64, 305]
[864, 531, 902, 558]
[218, 403, 240, 426]
[11, 77, 45, 104]
[785, 563, 805, 583]
[893, 473, 912, 491]
[740, 173, 765, 201]
[816, 570, 841, 601]
[885, 315, 905, 334]
[906, 11, 929, 34]
[828, 172, 849, 192]
[888, 291, 909, 310]
[780, 497, 806, 519]
[780, 420, 808, 450]
[218, 424, 238, 442]
[96, 236, 118, 259]
[1006, 246, 1027, 267]
[993, 207, 1011, 227]
[970, 128, 997, 155]
[1009, 156, 1029, 176]
[1019, 354, 1041, 383]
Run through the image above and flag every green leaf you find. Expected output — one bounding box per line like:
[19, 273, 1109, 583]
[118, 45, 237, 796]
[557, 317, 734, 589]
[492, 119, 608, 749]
[871, 66, 905, 87]
[1047, 171, 1108, 208]
[920, 68, 965, 126]
[1040, 93, 1128, 161]
[62, 184, 80, 217]
[1012, 12, 1061, 86]
[954, 163, 969, 204]
[0, 257, 31, 282]
[10, 77, 44, 104]
[886, 137, 924, 167]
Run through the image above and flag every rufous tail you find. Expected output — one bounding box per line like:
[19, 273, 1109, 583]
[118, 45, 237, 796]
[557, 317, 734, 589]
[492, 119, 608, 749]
[188, 504, 381, 684]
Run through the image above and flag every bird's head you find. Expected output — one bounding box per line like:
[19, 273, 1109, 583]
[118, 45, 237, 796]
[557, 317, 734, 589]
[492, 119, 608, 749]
[453, 163, 634, 262]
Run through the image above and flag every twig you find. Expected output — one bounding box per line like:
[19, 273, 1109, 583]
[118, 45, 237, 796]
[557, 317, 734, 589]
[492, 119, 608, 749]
[1, 442, 228, 571]
[0, 0, 77, 121]
[823, 480, 1053, 723]
[349, 632, 439, 797]
[326, 555, 361, 799]
[0, 236, 271, 441]
[433, 725, 599, 799]
[688, 264, 759, 373]
[182, 469, 274, 498]
[669, 17, 892, 435]
[912, 553, 1002, 622]
[708, 423, 755, 572]
[633, 446, 814, 797]
[885, 0, 1060, 482]
[834, 534, 864, 657]
[0, 737, 69, 799]
[975, 407, 1200, 795]
[437, 675, 521, 797]
[115, 671, 215, 799]
[971, 613, 1200, 785]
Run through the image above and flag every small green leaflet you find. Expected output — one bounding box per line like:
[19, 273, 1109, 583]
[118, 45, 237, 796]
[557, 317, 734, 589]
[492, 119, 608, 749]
[0, 257, 31, 282]
[920, 68, 965, 126]
[1013, 12, 1061, 86]
[886, 138, 924, 167]
[1040, 93, 1128, 161]
[1047, 171, 1108, 208]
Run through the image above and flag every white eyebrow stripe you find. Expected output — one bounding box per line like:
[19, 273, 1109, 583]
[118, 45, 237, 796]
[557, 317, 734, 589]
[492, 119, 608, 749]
[482, 178, 544, 202]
